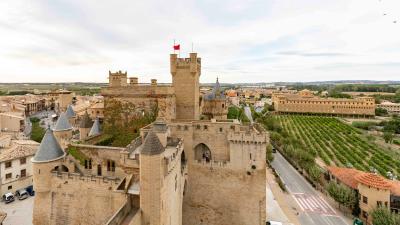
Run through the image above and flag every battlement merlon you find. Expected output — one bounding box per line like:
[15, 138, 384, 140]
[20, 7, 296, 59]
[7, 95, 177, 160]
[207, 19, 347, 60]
[227, 131, 268, 144]
[170, 53, 201, 75]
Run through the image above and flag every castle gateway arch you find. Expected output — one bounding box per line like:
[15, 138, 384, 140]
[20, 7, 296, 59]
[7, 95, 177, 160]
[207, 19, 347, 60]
[194, 143, 212, 162]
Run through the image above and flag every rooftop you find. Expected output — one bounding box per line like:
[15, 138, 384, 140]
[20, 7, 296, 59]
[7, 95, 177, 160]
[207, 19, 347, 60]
[54, 112, 72, 131]
[0, 141, 39, 162]
[32, 128, 65, 163]
[327, 166, 400, 195]
[141, 131, 164, 155]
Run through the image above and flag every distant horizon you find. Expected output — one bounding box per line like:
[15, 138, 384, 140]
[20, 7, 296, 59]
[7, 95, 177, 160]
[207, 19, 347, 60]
[1, 0, 400, 83]
[1, 79, 400, 85]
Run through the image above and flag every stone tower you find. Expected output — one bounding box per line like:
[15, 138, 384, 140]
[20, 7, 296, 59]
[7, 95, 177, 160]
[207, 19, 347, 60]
[139, 130, 166, 225]
[202, 78, 228, 120]
[31, 128, 66, 225]
[108, 70, 128, 87]
[79, 111, 93, 140]
[170, 53, 201, 120]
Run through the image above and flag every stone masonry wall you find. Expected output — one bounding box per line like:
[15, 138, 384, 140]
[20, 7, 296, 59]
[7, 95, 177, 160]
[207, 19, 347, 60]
[182, 164, 266, 225]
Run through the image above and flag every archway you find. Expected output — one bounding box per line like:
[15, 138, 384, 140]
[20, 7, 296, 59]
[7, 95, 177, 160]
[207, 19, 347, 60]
[194, 143, 212, 162]
[53, 165, 69, 172]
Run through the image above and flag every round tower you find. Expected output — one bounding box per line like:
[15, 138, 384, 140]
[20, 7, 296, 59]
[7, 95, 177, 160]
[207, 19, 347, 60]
[140, 131, 165, 225]
[31, 128, 66, 225]
[53, 112, 73, 148]
[79, 111, 93, 140]
[32, 128, 66, 192]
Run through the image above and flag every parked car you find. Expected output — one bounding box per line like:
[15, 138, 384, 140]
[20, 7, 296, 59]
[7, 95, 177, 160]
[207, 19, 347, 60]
[25, 185, 35, 196]
[15, 189, 29, 200]
[2, 192, 15, 203]
[266, 221, 283, 225]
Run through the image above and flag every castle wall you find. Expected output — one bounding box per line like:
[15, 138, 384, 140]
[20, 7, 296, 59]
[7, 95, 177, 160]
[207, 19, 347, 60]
[182, 165, 266, 225]
[70, 144, 133, 178]
[34, 172, 125, 225]
[102, 86, 176, 121]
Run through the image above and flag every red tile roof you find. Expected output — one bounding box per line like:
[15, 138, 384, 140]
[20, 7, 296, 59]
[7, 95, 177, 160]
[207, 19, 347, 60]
[355, 173, 392, 190]
[327, 167, 400, 195]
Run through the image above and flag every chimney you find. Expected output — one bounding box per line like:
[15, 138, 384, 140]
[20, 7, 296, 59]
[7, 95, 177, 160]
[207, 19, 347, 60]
[151, 79, 157, 86]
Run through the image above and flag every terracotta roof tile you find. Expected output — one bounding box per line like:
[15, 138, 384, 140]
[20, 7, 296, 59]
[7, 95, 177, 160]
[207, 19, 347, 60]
[328, 166, 400, 196]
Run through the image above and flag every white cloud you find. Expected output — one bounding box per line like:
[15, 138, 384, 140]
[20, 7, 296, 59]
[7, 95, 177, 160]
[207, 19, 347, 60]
[0, 0, 399, 83]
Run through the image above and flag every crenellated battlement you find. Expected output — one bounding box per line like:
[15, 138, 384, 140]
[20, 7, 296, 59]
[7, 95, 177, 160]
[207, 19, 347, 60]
[51, 171, 122, 187]
[227, 131, 268, 144]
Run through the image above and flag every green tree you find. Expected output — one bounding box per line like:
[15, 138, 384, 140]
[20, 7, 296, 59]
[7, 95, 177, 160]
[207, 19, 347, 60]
[266, 144, 274, 164]
[383, 131, 395, 143]
[327, 182, 357, 209]
[375, 107, 389, 116]
[103, 99, 157, 147]
[371, 206, 400, 225]
[30, 117, 45, 142]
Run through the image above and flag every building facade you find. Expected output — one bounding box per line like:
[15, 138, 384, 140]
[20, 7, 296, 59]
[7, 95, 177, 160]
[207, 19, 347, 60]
[272, 89, 375, 116]
[377, 101, 400, 114]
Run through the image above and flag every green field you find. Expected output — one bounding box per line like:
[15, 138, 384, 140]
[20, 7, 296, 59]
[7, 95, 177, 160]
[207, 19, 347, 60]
[274, 115, 400, 177]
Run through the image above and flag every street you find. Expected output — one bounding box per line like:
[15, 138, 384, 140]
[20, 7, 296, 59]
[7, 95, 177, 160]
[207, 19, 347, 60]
[271, 152, 350, 225]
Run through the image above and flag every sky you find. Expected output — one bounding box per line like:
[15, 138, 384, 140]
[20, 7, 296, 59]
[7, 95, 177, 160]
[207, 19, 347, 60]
[0, 0, 400, 83]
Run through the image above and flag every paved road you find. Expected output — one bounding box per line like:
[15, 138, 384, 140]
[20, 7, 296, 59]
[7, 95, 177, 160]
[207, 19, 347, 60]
[0, 195, 33, 225]
[271, 152, 350, 225]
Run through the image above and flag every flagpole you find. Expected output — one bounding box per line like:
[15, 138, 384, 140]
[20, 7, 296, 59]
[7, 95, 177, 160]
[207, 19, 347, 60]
[173, 39, 176, 54]
[191, 42, 194, 53]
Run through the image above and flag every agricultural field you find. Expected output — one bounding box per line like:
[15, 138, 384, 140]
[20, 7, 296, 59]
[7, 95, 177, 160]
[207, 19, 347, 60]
[275, 115, 400, 177]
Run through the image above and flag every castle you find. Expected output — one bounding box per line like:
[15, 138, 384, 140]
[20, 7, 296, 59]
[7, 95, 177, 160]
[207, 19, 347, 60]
[32, 53, 268, 225]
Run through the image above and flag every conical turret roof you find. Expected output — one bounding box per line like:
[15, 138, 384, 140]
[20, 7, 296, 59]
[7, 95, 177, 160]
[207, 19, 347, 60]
[205, 77, 225, 100]
[32, 128, 65, 163]
[79, 111, 93, 128]
[88, 118, 101, 137]
[54, 112, 72, 131]
[66, 105, 76, 118]
[141, 131, 164, 155]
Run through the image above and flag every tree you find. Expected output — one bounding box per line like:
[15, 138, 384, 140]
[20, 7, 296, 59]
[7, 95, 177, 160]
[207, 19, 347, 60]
[383, 131, 395, 143]
[103, 99, 157, 147]
[327, 182, 357, 209]
[371, 206, 400, 225]
[375, 107, 389, 116]
[266, 144, 274, 164]
[307, 165, 322, 182]
[30, 117, 45, 142]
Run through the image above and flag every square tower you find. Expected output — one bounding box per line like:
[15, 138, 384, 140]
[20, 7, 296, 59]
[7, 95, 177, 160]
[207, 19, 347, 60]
[170, 53, 201, 120]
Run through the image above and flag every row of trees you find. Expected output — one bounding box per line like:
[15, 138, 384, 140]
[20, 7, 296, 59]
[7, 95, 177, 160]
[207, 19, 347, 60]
[259, 115, 322, 182]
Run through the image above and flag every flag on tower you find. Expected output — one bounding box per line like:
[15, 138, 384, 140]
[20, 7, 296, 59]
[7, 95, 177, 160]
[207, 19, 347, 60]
[173, 44, 180, 50]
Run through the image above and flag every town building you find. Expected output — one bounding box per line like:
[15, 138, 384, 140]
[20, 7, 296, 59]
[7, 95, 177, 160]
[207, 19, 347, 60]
[272, 89, 375, 116]
[327, 166, 400, 224]
[0, 137, 38, 196]
[377, 101, 400, 114]
[31, 52, 268, 225]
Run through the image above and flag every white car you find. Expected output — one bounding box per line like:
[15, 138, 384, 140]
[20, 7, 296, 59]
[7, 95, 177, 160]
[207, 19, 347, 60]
[266, 221, 283, 225]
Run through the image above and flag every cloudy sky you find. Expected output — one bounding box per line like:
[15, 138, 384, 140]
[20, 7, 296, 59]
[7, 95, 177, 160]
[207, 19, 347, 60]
[0, 0, 399, 83]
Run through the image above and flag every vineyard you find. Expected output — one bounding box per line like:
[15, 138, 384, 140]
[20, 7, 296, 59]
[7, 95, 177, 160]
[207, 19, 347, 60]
[273, 115, 400, 177]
